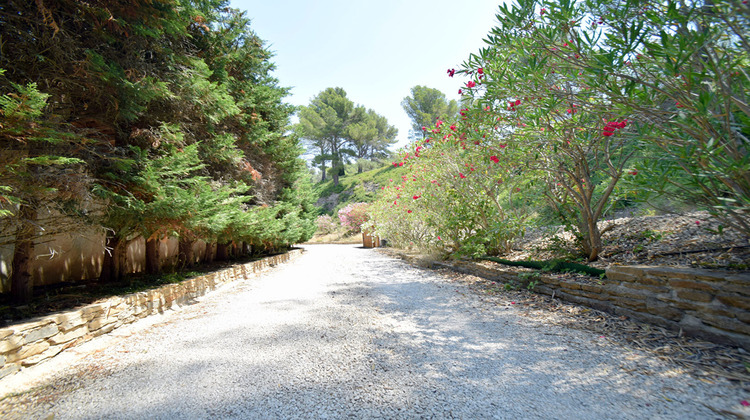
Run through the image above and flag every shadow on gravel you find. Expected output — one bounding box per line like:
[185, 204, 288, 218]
[23, 246, 723, 419]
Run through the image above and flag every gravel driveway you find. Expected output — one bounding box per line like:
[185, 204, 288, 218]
[1, 244, 746, 419]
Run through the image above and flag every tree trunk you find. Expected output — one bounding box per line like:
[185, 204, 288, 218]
[216, 242, 229, 261]
[101, 236, 127, 283]
[145, 236, 161, 274]
[178, 239, 194, 268]
[10, 203, 37, 304]
[204, 242, 216, 264]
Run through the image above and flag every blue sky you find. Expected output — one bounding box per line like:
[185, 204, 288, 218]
[228, 0, 502, 151]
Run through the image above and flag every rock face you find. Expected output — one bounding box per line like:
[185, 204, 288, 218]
[0, 250, 303, 380]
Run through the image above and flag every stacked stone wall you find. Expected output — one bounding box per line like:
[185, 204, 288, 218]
[0, 250, 303, 380]
[445, 261, 750, 350]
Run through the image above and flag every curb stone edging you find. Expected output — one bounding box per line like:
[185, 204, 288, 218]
[0, 249, 305, 380]
[428, 259, 750, 350]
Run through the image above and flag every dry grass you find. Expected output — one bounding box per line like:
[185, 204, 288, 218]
[304, 230, 363, 245]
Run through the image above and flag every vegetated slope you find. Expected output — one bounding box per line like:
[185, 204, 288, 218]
[313, 163, 407, 214]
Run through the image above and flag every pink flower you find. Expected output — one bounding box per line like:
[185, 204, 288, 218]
[413, 195, 420, 199]
[421, 126, 426, 131]
[449, 124, 457, 131]
[447, 68, 456, 77]
[407, 210, 412, 213]
[695, 221, 700, 225]
[458, 89, 463, 94]
[490, 155, 500, 163]
[437, 236, 442, 241]
[459, 173, 466, 179]
[477, 67, 484, 74]
[741, 400, 750, 407]
[540, 8, 546, 15]
[467, 81, 476, 88]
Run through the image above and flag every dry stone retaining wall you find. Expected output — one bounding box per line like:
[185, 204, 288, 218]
[444, 261, 750, 350]
[0, 249, 303, 380]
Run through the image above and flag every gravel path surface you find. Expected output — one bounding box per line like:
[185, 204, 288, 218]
[1, 244, 746, 419]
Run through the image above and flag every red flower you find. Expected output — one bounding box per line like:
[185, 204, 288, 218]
[458, 89, 463, 94]
[459, 173, 466, 179]
[450, 124, 457, 131]
[602, 131, 614, 136]
[490, 155, 500, 163]
[407, 210, 412, 213]
[413, 195, 420, 199]
[421, 126, 426, 131]
[466, 81, 476, 88]
[447, 68, 456, 77]
[477, 67, 484, 74]
[540, 8, 546, 15]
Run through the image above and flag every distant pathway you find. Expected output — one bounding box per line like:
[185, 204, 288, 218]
[1, 244, 744, 419]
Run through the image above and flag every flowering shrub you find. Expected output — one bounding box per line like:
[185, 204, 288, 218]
[315, 215, 338, 235]
[370, 111, 527, 257]
[338, 202, 370, 233]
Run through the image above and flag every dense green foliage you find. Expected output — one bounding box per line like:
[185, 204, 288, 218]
[0, 0, 315, 301]
[370, 0, 749, 263]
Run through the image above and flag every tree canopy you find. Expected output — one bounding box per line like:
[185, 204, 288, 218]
[401, 86, 459, 139]
[297, 88, 397, 183]
[0, 0, 316, 302]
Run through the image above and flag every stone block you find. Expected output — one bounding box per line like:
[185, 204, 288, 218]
[738, 312, 750, 324]
[558, 280, 582, 291]
[91, 323, 118, 337]
[88, 314, 117, 332]
[606, 269, 640, 283]
[720, 283, 750, 297]
[48, 325, 88, 346]
[724, 274, 750, 286]
[613, 297, 647, 310]
[24, 323, 59, 343]
[699, 312, 750, 335]
[580, 283, 603, 294]
[81, 304, 105, 321]
[6, 341, 50, 363]
[668, 279, 716, 292]
[622, 282, 671, 294]
[715, 294, 750, 310]
[0, 329, 13, 340]
[0, 334, 24, 353]
[646, 266, 705, 280]
[645, 300, 683, 321]
[613, 285, 649, 300]
[21, 345, 63, 367]
[636, 274, 668, 286]
[0, 363, 20, 380]
[675, 289, 713, 303]
[54, 310, 86, 332]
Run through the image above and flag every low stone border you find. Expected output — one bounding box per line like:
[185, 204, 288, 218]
[0, 249, 304, 380]
[434, 260, 750, 350]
